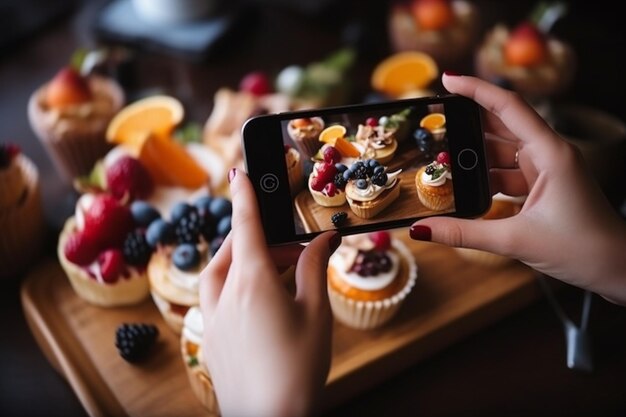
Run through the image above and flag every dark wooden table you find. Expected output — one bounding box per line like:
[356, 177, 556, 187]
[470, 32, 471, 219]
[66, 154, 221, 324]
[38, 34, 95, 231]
[2, 1, 626, 416]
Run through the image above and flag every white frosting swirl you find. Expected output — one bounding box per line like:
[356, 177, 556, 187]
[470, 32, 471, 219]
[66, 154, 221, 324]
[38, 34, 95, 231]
[346, 169, 402, 202]
[182, 306, 204, 345]
[421, 163, 452, 187]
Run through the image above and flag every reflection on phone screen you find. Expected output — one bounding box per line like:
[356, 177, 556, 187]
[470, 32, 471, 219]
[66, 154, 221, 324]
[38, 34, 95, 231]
[281, 103, 455, 236]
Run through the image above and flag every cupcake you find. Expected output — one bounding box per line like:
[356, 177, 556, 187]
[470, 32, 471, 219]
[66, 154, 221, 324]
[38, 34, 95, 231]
[308, 161, 347, 207]
[0, 143, 46, 279]
[344, 160, 402, 219]
[354, 121, 398, 165]
[181, 306, 220, 415]
[415, 151, 454, 211]
[286, 117, 325, 160]
[327, 231, 418, 330]
[284, 144, 304, 195]
[455, 193, 526, 266]
[147, 196, 232, 334]
[388, 0, 480, 68]
[28, 65, 125, 184]
[57, 193, 152, 307]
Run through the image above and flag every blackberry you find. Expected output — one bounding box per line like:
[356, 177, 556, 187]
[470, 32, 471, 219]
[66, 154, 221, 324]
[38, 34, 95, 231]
[174, 208, 203, 244]
[371, 171, 388, 186]
[425, 164, 436, 175]
[331, 211, 348, 227]
[115, 323, 159, 363]
[334, 172, 348, 189]
[122, 230, 153, 266]
[352, 164, 368, 180]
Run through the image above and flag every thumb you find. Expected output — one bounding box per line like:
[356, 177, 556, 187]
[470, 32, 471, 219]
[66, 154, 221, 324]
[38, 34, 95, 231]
[410, 217, 517, 257]
[294, 231, 341, 315]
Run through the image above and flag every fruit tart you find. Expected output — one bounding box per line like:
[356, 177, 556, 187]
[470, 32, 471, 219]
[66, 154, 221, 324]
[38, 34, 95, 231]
[0, 143, 46, 279]
[28, 65, 124, 183]
[354, 117, 399, 165]
[327, 231, 418, 329]
[147, 195, 232, 334]
[344, 160, 402, 219]
[308, 160, 347, 208]
[415, 151, 454, 211]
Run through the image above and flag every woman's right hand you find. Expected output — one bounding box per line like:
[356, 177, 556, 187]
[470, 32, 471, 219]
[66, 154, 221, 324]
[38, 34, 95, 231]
[410, 74, 626, 305]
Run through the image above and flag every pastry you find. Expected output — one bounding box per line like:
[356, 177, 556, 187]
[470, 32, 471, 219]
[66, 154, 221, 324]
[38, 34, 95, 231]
[354, 121, 398, 165]
[327, 231, 418, 329]
[388, 0, 480, 68]
[284, 144, 304, 194]
[308, 161, 347, 207]
[415, 151, 454, 211]
[286, 117, 325, 160]
[455, 193, 526, 266]
[147, 195, 232, 334]
[344, 160, 402, 219]
[27, 65, 124, 184]
[0, 143, 46, 279]
[57, 192, 152, 307]
[181, 306, 220, 415]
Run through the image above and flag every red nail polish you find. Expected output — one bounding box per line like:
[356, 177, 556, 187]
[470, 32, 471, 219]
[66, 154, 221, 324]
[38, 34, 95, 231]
[329, 233, 342, 253]
[228, 168, 237, 183]
[443, 70, 461, 76]
[410, 225, 431, 241]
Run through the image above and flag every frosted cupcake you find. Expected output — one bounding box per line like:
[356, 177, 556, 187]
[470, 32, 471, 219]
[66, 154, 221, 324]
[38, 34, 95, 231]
[181, 306, 220, 415]
[286, 117, 325, 160]
[415, 151, 454, 211]
[327, 231, 418, 330]
[28, 66, 124, 183]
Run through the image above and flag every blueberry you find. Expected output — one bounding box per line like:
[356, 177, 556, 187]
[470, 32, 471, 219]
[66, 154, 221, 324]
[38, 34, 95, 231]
[172, 243, 201, 271]
[209, 197, 232, 219]
[170, 202, 195, 224]
[367, 159, 380, 168]
[335, 163, 348, 173]
[145, 219, 175, 247]
[130, 201, 161, 227]
[414, 128, 432, 142]
[356, 179, 368, 189]
[351, 161, 364, 171]
[194, 195, 214, 214]
[342, 169, 352, 181]
[216, 215, 232, 236]
[374, 165, 385, 175]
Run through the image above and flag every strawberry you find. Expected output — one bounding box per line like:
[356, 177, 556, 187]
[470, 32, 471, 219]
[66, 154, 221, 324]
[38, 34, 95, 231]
[504, 22, 547, 67]
[369, 231, 392, 252]
[98, 249, 126, 284]
[64, 230, 99, 266]
[83, 194, 135, 249]
[45, 66, 92, 108]
[105, 156, 154, 201]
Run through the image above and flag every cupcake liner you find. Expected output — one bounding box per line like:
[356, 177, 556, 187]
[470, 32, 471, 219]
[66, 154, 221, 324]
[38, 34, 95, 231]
[181, 335, 220, 415]
[286, 151, 304, 194]
[27, 76, 124, 184]
[416, 189, 454, 211]
[0, 155, 46, 280]
[0, 160, 26, 209]
[57, 217, 150, 307]
[347, 181, 400, 219]
[288, 117, 324, 160]
[328, 240, 418, 330]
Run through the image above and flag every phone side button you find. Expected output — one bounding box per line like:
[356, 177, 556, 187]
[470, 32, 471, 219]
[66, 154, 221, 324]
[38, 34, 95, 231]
[457, 148, 478, 170]
[260, 173, 280, 193]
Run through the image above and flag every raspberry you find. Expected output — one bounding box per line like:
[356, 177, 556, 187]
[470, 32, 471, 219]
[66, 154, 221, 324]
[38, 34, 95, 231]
[64, 231, 99, 266]
[436, 151, 450, 165]
[98, 249, 126, 283]
[83, 194, 135, 249]
[122, 230, 153, 266]
[323, 146, 341, 164]
[115, 323, 159, 363]
[369, 231, 391, 252]
[323, 182, 337, 197]
[365, 117, 378, 127]
[239, 71, 271, 96]
[105, 156, 154, 201]
[310, 175, 326, 192]
[316, 162, 337, 184]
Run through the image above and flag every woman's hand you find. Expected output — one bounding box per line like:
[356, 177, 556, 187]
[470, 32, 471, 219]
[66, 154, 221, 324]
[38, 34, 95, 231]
[410, 74, 626, 304]
[199, 169, 341, 417]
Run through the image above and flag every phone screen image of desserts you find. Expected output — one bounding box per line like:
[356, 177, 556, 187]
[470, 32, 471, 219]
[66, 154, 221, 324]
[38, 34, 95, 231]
[282, 103, 455, 235]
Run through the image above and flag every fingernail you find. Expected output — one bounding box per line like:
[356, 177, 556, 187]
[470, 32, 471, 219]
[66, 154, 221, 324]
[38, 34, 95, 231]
[328, 232, 342, 254]
[443, 70, 461, 76]
[410, 225, 431, 241]
[228, 168, 237, 183]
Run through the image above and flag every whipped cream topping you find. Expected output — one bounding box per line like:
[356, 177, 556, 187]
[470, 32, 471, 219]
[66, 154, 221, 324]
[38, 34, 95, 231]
[182, 305, 204, 345]
[346, 169, 401, 202]
[421, 163, 452, 187]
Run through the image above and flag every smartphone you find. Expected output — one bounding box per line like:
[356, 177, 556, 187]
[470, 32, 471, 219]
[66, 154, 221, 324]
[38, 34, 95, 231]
[242, 94, 491, 245]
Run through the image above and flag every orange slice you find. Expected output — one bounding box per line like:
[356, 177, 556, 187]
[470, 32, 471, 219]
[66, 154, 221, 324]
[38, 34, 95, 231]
[319, 125, 347, 143]
[371, 52, 439, 98]
[106, 95, 184, 146]
[420, 112, 446, 130]
[334, 137, 361, 158]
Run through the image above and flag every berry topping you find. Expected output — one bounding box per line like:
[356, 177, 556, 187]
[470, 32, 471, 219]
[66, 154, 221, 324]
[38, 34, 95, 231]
[174, 206, 203, 244]
[172, 243, 201, 271]
[333, 172, 348, 189]
[145, 219, 175, 247]
[365, 117, 378, 127]
[323, 182, 338, 197]
[0, 142, 20, 169]
[239, 71, 271, 96]
[130, 201, 160, 227]
[355, 179, 368, 189]
[170, 202, 195, 224]
[316, 162, 338, 184]
[371, 171, 388, 186]
[349, 250, 393, 277]
[331, 211, 348, 227]
[98, 249, 126, 283]
[369, 231, 392, 252]
[105, 156, 154, 201]
[323, 146, 342, 164]
[194, 196, 213, 213]
[414, 127, 432, 142]
[209, 197, 233, 220]
[425, 164, 436, 175]
[115, 323, 159, 363]
[122, 230, 153, 267]
[350, 163, 368, 180]
[216, 215, 232, 237]
[436, 151, 450, 165]
[64, 231, 99, 266]
[335, 163, 348, 173]
[45, 66, 92, 108]
[310, 175, 326, 192]
[83, 194, 135, 249]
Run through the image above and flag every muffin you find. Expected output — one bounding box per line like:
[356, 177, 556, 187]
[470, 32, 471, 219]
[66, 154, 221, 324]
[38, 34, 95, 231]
[388, 0, 480, 68]
[147, 196, 232, 334]
[28, 66, 125, 184]
[455, 193, 526, 266]
[286, 117, 325, 160]
[0, 143, 46, 279]
[327, 231, 418, 330]
[415, 151, 454, 211]
[308, 161, 347, 207]
[285, 144, 304, 195]
[344, 160, 402, 219]
[57, 193, 152, 307]
[181, 306, 220, 415]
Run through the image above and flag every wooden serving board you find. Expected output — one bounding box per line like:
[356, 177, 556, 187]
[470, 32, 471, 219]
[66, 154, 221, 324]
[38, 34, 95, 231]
[21, 231, 542, 417]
